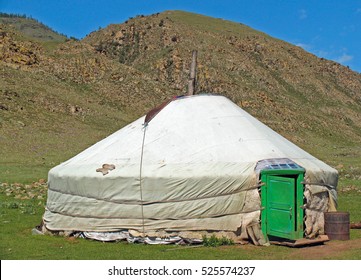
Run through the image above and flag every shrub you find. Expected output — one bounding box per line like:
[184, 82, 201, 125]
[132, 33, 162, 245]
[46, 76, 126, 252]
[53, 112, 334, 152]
[202, 234, 234, 247]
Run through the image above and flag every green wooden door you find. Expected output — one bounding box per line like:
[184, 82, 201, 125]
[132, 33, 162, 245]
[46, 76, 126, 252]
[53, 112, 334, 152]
[266, 175, 296, 239]
[260, 163, 305, 241]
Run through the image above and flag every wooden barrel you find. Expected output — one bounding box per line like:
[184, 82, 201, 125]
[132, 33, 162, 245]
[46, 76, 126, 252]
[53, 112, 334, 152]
[324, 212, 350, 240]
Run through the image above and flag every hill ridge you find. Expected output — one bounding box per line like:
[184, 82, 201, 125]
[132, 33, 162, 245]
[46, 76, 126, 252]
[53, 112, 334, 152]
[0, 12, 69, 42]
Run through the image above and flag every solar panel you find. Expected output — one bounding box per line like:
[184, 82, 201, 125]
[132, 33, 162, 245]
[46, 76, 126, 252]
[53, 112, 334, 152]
[255, 158, 304, 172]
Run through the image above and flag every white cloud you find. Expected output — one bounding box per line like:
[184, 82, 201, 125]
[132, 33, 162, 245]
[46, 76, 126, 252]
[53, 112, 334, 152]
[293, 41, 354, 67]
[295, 43, 329, 58]
[335, 54, 353, 64]
[294, 43, 329, 58]
[296, 43, 312, 50]
[314, 50, 330, 58]
[299, 9, 307, 20]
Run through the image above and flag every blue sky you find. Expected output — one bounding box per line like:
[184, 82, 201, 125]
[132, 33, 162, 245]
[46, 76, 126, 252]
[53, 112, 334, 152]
[1, 0, 360, 73]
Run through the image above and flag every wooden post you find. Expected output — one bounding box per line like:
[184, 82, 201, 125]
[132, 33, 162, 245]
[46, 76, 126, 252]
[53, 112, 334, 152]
[187, 50, 197, 96]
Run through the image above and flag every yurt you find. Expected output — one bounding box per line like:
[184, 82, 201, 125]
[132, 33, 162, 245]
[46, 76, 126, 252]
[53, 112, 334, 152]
[42, 94, 338, 244]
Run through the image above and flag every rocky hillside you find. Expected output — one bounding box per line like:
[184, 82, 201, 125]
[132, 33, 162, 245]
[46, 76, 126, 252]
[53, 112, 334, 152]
[1, 11, 361, 182]
[84, 11, 361, 139]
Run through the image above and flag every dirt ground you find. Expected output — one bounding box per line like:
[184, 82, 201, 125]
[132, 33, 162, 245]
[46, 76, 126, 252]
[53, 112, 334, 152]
[288, 238, 361, 259]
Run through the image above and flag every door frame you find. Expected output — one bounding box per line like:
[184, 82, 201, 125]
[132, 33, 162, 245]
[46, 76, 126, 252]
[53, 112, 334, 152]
[260, 169, 304, 241]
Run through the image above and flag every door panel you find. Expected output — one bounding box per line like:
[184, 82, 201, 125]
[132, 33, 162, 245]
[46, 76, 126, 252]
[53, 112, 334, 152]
[267, 175, 295, 239]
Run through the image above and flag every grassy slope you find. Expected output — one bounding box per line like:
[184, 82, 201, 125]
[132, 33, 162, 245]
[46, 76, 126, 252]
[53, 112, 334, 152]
[0, 22, 177, 182]
[0, 66, 130, 182]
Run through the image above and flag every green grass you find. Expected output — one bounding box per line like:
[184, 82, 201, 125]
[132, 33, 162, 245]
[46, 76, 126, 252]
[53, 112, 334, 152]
[0, 165, 49, 184]
[168, 10, 264, 38]
[337, 178, 361, 222]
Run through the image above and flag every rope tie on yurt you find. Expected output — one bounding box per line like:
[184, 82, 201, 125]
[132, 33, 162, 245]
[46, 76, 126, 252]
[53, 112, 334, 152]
[139, 123, 148, 238]
[45, 207, 265, 220]
[300, 181, 336, 190]
[301, 205, 327, 212]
